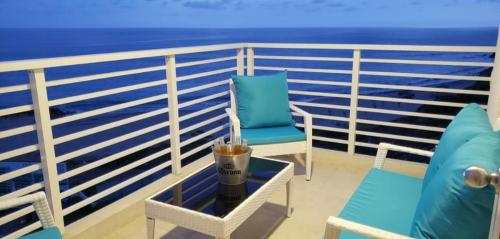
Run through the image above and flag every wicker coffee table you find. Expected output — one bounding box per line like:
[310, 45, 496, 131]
[145, 156, 294, 239]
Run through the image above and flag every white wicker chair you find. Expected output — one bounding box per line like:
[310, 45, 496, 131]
[0, 192, 61, 238]
[226, 79, 313, 180]
[324, 143, 433, 239]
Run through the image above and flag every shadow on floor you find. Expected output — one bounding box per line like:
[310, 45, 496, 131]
[160, 202, 288, 239]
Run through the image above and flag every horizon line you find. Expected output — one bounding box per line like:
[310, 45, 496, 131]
[1, 26, 499, 30]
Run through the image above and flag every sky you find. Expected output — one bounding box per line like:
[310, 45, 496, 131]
[0, 0, 500, 28]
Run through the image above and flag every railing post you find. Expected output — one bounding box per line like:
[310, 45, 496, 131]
[348, 50, 361, 155]
[165, 55, 182, 174]
[29, 69, 65, 231]
[236, 48, 245, 76]
[487, 26, 500, 131]
[246, 47, 254, 76]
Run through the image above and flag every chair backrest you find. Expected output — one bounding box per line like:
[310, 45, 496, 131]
[229, 79, 237, 113]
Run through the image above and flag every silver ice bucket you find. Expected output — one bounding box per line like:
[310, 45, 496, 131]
[213, 143, 252, 185]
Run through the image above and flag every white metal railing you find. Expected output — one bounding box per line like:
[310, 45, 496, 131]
[1, 39, 499, 238]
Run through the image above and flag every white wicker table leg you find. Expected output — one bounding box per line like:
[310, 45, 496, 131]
[286, 177, 294, 217]
[147, 217, 155, 239]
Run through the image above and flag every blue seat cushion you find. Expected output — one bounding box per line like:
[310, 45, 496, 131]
[422, 103, 492, 191]
[241, 126, 306, 145]
[20, 227, 62, 239]
[339, 169, 422, 239]
[411, 133, 500, 239]
[232, 71, 294, 129]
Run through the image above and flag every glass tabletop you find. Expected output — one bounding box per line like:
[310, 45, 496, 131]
[151, 157, 289, 218]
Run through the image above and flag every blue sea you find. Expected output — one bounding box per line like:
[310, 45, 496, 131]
[0, 27, 498, 228]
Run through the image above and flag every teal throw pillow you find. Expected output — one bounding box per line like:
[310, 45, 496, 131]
[411, 133, 500, 239]
[422, 103, 492, 190]
[232, 71, 294, 129]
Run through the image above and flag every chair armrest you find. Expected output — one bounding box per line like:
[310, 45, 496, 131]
[325, 216, 413, 239]
[289, 103, 312, 120]
[290, 103, 312, 142]
[0, 192, 56, 228]
[225, 108, 241, 139]
[374, 143, 434, 169]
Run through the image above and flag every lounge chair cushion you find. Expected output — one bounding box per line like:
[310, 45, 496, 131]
[232, 71, 294, 129]
[19, 227, 62, 239]
[422, 103, 492, 190]
[339, 169, 422, 239]
[241, 126, 306, 145]
[411, 133, 500, 239]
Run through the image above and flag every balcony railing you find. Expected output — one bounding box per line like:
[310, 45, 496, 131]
[0, 40, 499, 238]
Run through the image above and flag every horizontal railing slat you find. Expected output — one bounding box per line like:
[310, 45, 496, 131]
[360, 70, 491, 81]
[54, 108, 169, 145]
[62, 160, 173, 216]
[0, 183, 44, 200]
[361, 58, 494, 67]
[180, 124, 228, 147]
[60, 147, 172, 199]
[0, 104, 33, 117]
[356, 130, 439, 144]
[59, 135, 171, 181]
[46, 65, 166, 87]
[288, 78, 352, 87]
[0, 164, 41, 183]
[0, 144, 39, 161]
[248, 43, 496, 52]
[359, 83, 490, 95]
[255, 55, 353, 62]
[289, 90, 351, 99]
[177, 67, 237, 81]
[312, 136, 349, 144]
[180, 136, 227, 160]
[354, 141, 379, 149]
[178, 79, 228, 95]
[56, 121, 170, 163]
[178, 91, 228, 109]
[0, 206, 35, 227]
[51, 94, 168, 126]
[179, 114, 226, 135]
[357, 106, 454, 120]
[300, 113, 349, 122]
[49, 79, 167, 107]
[177, 56, 237, 68]
[255, 66, 352, 75]
[290, 101, 351, 111]
[179, 102, 229, 122]
[0, 124, 36, 139]
[0, 84, 30, 94]
[358, 95, 480, 108]
[356, 119, 445, 132]
[0, 43, 247, 72]
[295, 123, 349, 134]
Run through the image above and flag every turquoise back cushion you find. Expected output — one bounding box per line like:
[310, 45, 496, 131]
[232, 71, 294, 129]
[422, 103, 492, 190]
[411, 133, 500, 239]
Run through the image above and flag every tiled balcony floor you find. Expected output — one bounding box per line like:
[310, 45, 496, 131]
[69, 148, 427, 239]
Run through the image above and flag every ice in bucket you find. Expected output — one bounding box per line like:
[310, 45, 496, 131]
[213, 137, 252, 185]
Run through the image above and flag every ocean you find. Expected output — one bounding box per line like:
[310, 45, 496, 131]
[0, 27, 497, 228]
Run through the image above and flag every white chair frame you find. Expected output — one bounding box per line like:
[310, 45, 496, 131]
[324, 142, 500, 239]
[226, 79, 313, 180]
[0, 192, 57, 231]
